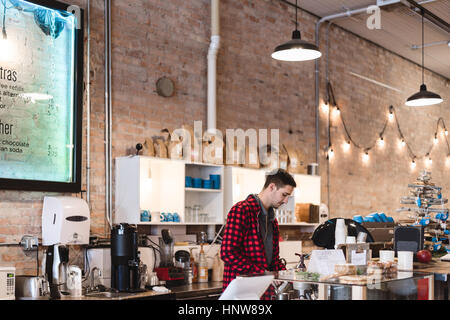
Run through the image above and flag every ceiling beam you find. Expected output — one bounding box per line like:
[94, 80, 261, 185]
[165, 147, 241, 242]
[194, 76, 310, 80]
[402, 0, 450, 34]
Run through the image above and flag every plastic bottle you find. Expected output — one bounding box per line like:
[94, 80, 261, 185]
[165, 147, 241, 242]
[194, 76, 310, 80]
[211, 252, 224, 282]
[189, 248, 198, 283]
[198, 244, 209, 283]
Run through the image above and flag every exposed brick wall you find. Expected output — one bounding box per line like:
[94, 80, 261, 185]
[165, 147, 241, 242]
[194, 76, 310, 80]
[0, 0, 448, 275]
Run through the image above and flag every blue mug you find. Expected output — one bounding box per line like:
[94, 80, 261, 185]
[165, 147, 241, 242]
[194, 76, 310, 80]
[203, 179, 213, 189]
[185, 176, 193, 188]
[193, 178, 202, 188]
[140, 210, 150, 222]
[210, 174, 221, 189]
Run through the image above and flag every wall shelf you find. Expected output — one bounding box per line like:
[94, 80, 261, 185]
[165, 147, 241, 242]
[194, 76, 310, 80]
[185, 187, 222, 193]
[115, 156, 224, 225]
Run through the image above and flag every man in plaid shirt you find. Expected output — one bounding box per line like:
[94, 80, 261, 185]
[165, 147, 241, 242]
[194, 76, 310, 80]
[220, 169, 296, 300]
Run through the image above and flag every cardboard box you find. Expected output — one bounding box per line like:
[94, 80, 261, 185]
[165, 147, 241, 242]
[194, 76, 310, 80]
[295, 203, 319, 223]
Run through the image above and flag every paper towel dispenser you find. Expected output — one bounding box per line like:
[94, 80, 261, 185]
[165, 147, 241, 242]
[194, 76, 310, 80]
[42, 197, 90, 246]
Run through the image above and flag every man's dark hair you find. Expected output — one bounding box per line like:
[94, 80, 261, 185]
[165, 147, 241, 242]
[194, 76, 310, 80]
[263, 168, 296, 189]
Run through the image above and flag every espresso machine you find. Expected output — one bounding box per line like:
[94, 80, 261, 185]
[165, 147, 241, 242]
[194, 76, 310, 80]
[42, 197, 91, 299]
[111, 223, 141, 292]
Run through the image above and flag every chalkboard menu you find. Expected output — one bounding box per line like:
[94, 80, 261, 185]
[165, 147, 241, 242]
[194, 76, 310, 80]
[0, 0, 83, 192]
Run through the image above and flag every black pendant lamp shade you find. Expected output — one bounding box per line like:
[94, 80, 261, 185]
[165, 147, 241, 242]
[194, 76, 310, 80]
[272, 1, 321, 62]
[406, 11, 443, 107]
[406, 84, 443, 107]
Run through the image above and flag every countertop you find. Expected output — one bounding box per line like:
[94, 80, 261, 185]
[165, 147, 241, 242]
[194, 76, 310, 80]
[59, 281, 223, 301]
[413, 259, 450, 277]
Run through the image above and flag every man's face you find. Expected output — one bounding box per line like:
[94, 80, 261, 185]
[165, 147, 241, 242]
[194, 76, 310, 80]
[268, 183, 294, 208]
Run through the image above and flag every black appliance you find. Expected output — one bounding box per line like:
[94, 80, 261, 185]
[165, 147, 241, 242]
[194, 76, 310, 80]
[111, 223, 141, 292]
[311, 218, 374, 249]
[394, 225, 424, 254]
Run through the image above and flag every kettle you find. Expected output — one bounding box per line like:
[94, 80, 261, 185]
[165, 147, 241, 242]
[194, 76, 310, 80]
[66, 266, 82, 297]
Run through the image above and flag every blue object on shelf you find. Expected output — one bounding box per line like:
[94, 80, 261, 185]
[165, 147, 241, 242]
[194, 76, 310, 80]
[419, 217, 430, 226]
[416, 197, 422, 207]
[160, 212, 166, 222]
[386, 217, 394, 223]
[210, 174, 221, 189]
[166, 213, 174, 222]
[140, 210, 150, 222]
[193, 178, 203, 188]
[353, 215, 363, 224]
[173, 213, 180, 222]
[185, 176, 193, 188]
[368, 213, 381, 222]
[363, 216, 375, 222]
[202, 179, 213, 189]
[378, 213, 387, 222]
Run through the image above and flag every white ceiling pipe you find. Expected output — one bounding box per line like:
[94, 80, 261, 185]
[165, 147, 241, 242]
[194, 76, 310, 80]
[207, 0, 220, 134]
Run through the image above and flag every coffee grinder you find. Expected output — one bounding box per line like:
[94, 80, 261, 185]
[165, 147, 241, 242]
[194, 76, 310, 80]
[154, 229, 184, 287]
[111, 223, 141, 292]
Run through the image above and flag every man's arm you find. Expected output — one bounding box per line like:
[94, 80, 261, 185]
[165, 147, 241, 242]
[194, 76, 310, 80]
[220, 204, 265, 274]
[271, 219, 287, 271]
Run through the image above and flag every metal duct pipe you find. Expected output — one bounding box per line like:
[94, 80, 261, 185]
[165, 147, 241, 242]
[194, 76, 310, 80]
[86, 0, 91, 205]
[207, 0, 220, 134]
[104, 0, 113, 230]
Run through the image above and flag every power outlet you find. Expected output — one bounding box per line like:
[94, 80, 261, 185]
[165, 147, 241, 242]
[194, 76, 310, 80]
[20, 235, 39, 251]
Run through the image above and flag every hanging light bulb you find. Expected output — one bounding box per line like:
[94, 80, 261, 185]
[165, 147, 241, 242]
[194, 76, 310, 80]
[434, 133, 439, 144]
[388, 111, 394, 122]
[321, 102, 329, 113]
[445, 129, 449, 136]
[378, 136, 385, 148]
[446, 155, 450, 167]
[405, 12, 443, 107]
[328, 146, 334, 159]
[272, 0, 322, 62]
[333, 107, 341, 118]
[399, 138, 406, 148]
[362, 151, 370, 162]
[342, 140, 351, 152]
[411, 159, 417, 169]
[426, 154, 432, 166]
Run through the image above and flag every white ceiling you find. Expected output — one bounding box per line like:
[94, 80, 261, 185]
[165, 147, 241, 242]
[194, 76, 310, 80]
[298, 0, 450, 79]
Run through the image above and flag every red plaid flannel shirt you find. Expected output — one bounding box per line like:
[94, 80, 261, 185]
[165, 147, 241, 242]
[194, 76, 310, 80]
[220, 194, 286, 300]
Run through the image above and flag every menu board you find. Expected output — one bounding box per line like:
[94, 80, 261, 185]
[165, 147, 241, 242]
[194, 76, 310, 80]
[0, 0, 83, 192]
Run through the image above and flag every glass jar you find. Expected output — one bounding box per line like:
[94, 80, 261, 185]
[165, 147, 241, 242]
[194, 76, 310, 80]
[185, 206, 192, 223]
[192, 205, 202, 223]
[199, 212, 208, 223]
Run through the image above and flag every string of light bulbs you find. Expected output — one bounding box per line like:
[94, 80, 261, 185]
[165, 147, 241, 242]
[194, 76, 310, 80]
[324, 82, 450, 169]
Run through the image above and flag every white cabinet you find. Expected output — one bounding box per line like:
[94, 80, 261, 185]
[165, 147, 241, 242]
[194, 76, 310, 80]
[224, 166, 321, 227]
[114, 156, 224, 225]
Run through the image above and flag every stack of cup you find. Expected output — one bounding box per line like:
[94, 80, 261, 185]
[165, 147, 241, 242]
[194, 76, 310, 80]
[397, 251, 414, 270]
[379, 250, 395, 263]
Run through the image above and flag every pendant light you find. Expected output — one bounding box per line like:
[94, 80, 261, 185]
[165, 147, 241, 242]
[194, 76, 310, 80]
[406, 11, 443, 107]
[272, 0, 321, 62]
